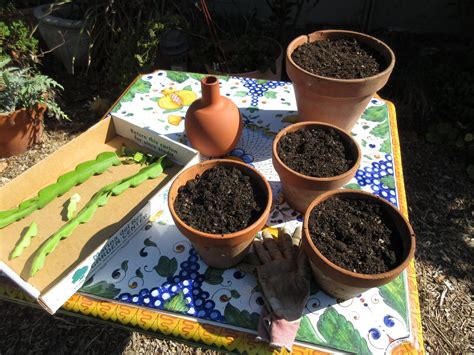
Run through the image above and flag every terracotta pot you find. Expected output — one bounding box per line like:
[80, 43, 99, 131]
[272, 121, 361, 213]
[185, 76, 242, 157]
[0, 105, 46, 158]
[168, 159, 272, 269]
[205, 37, 283, 80]
[303, 190, 416, 300]
[34, 4, 89, 74]
[286, 30, 395, 131]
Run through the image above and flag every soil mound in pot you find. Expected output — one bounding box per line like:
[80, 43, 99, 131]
[174, 165, 266, 234]
[277, 126, 354, 177]
[291, 38, 384, 79]
[308, 197, 404, 274]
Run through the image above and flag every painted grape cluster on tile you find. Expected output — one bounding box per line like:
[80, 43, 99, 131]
[81, 71, 411, 354]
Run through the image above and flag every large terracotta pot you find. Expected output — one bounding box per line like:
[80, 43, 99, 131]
[168, 159, 272, 269]
[286, 30, 395, 131]
[185, 76, 242, 157]
[272, 121, 361, 213]
[302, 190, 416, 300]
[0, 105, 46, 158]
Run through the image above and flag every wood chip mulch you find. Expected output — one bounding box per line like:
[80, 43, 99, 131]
[1, 52, 473, 353]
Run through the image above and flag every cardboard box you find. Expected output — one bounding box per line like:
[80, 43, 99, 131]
[0, 116, 199, 313]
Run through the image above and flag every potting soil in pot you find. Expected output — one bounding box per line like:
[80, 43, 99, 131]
[174, 165, 266, 234]
[277, 126, 353, 177]
[291, 38, 384, 79]
[308, 197, 404, 274]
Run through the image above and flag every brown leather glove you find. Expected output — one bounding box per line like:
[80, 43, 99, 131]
[251, 227, 311, 351]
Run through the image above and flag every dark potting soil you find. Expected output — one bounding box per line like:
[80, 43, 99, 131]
[291, 38, 384, 79]
[309, 197, 404, 274]
[174, 165, 266, 234]
[277, 126, 354, 177]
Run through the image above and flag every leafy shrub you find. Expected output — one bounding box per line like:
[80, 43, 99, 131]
[0, 58, 68, 119]
[59, 0, 183, 85]
[0, 19, 39, 68]
[102, 19, 178, 86]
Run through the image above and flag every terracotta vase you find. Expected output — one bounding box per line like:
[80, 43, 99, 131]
[302, 190, 416, 300]
[168, 159, 272, 269]
[185, 76, 242, 157]
[286, 30, 395, 131]
[0, 105, 46, 158]
[272, 121, 361, 213]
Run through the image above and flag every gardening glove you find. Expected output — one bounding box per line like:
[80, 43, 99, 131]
[252, 227, 310, 352]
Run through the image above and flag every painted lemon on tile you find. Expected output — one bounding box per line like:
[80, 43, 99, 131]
[262, 226, 278, 237]
[158, 89, 196, 110]
[167, 115, 183, 126]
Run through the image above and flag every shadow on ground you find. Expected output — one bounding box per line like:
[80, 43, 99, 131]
[378, 31, 473, 354]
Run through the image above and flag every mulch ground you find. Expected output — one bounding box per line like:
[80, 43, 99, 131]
[1, 33, 473, 354]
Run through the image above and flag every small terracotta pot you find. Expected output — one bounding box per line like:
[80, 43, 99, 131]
[0, 105, 46, 158]
[185, 76, 242, 157]
[303, 190, 416, 300]
[286, 30, 395, 131]
[272, 121, 361, 213]
[168, 159, 272, 269]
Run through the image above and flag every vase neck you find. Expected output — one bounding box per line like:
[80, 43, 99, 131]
[201, 76, 221, 106]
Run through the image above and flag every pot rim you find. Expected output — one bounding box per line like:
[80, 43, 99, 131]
[34, 4, 85, 29]
[168, 159, 272, 241]
[286, 29, 395, 83]
[303, 189, 416, 281]
[272, 121, 362, 182]
[0, 103, 47, 118]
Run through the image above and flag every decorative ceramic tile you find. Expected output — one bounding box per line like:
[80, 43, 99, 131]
[81, 70, 410, 354]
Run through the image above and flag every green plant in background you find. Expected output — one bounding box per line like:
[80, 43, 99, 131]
[264, 0, 321, 43]
[0, 58, 68, 119]
[0, 1, 40, 68]
[204, 33, 279, 74]
[101, 20, 169, 86]
[193, 1, 282, 75]
[134, 21, 167, 68]
[0, 20, 39, 68]
[68, 0, 184, 85]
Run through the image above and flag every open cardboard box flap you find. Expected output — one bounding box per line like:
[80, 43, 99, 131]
[0, 116, 199, 313]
